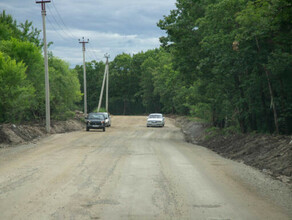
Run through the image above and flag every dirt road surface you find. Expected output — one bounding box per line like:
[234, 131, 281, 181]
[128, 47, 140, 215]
[0, 116, 291, 219]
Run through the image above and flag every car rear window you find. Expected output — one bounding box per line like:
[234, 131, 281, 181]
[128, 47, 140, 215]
[88, 114, 104, 119]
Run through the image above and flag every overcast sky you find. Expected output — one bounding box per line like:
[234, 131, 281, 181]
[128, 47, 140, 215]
[0, 0, 176, 67]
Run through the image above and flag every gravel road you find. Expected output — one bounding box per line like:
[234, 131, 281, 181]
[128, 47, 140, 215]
[0, 116, 291, 219]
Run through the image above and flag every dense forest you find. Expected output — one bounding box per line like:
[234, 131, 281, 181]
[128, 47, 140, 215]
[76, 0, 292, 134]
[1, 0, 292, 134]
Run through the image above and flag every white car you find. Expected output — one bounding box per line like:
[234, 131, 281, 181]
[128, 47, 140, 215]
[147, 113, 165, 127]
[96, 112, 111, 127]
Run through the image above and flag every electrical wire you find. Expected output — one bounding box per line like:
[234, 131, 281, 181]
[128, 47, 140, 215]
[47, 5, 73, 40]
[46, 1, 102, 62]
[51, 0, 78, 39]
[46, 16, 68, 41]
[87, 44, 101, 61]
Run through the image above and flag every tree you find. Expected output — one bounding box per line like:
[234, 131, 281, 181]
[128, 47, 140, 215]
[235, 0, 292, 133]
[75, 60, 106, 113]
[0, 38, 45, 119]
[0, 10, 42, 47]
[49, 55, 82, 119]
[140, 56, 160, 112]
[110, 53, 139, 115]
[0, 52, 35, 122]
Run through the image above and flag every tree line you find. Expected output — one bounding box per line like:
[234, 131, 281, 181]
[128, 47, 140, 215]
[155, 0, 292, 134]
[0, 11, 81, 122]
[1, 0, 291, 135]
[77, 0, 291, 134]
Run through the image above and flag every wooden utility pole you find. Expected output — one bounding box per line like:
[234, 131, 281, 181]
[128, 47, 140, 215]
[36, 0, 51, 133]
[79, 37, 89, 115]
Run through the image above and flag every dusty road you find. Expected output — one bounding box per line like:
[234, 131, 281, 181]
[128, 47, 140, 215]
[0, 116, 291, 220]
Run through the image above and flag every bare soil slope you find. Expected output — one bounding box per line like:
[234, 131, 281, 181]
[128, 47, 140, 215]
[0, 119, 84, 147]
[176, 117, 292, 184]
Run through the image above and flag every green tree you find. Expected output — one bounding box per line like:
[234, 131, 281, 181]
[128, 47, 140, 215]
[235, 0, 292, 133]
[49, 55, 82, 119]
[0, 10, 42, 47]
[0, 38, 45, 119]
[0, 10, 21, 40]
[0, 52, 35, 122]
[75, 60, 106, 113]
[110, 53, 140, 115]
[139, 56, 160, 112]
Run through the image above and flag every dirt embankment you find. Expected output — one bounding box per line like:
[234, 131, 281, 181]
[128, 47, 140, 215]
[176, 117, 292, 184]
[0, 112, 85, 147]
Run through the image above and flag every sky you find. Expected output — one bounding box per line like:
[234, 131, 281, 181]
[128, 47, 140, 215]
[0, 0, 176, 67]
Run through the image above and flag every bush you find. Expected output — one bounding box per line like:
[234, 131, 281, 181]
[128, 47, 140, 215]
[0, 52, 35, 122]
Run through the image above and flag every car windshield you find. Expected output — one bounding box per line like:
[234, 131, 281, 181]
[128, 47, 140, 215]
[88, 114, 104, 120]
[149, 114, 162, 118]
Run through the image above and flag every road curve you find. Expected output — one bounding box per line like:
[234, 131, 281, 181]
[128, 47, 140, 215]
[0, 116, 291, 219]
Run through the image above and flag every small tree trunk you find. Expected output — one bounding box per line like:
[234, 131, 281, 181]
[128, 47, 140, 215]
[263, 66, 279, 134]
[255, 36, 279, 134]
[123, 99, 127, 115]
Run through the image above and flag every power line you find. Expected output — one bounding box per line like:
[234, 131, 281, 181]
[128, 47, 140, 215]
[47, 5, 73, 40]
[43, 1, 103, 64]
[49, 2, 102, 61]
[46, 16, 68, 41]
[48, 5, 101, 61]
[51, 0, 78, 39]
[87, 44, 100, 61]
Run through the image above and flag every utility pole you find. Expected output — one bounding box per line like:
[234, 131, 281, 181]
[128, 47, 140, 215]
[97, 54, 110, 112]
[79, 37, 89, 116]
[105, 53, 110, 112]
[36, 0, 51, 133]
[97, 59, 107, 112]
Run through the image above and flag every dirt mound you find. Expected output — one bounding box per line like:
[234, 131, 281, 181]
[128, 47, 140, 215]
[0, 118, 85, 146]
[176, 117, 292, 184]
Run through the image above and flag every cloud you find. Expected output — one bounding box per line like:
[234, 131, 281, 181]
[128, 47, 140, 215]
[1, 0, 176, 67]
[48, 29, 160, 66]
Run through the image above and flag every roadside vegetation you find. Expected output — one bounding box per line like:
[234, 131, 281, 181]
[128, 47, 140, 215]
[1, 0, 291, 135]
[0, 11, 81, 123]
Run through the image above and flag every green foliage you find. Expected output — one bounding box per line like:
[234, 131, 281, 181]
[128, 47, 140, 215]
[93, 107, 107, 113]
[2, 5, 290, 136]
[0, 11, 82, 123]
[0, 10, 21, 40]
[0, 52, 35, 122]
[0, 38, 45, 118]
[156, 0, 292, 134]
[0, 10, 42, 47]
[75, 60, 106, 113]
[49, 56, 82, 119]
[109, 53, 144, 115]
